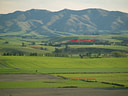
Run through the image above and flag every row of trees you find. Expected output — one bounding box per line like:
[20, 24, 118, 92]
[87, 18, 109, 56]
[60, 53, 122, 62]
[54, 46, 127, 54]
[79, 51, 127, 59]
[2, 52, 69, 57]
[1, 51, 127, 58]
[2, 52, 24, 56]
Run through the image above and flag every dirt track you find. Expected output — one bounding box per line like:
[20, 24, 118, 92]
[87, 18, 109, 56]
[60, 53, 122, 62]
[0, 74, 61, 81]
[0, 88, 128, 96]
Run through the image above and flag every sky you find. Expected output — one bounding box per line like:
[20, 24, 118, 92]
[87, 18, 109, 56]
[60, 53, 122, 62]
[0, 0, 128, 14]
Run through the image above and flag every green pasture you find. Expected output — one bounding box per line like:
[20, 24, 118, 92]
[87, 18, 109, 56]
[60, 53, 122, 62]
[0, 80, 117, 89]
[0, 37, 55, 54]
[0, 34, 128, 56]
[50, 34, 128, 42]
[53, 73, 128, 87]
[0, 34, 128, 89]
[0, 56, 128, 73]
[0, 56, 128, 88]
[0, 56, 127, 68]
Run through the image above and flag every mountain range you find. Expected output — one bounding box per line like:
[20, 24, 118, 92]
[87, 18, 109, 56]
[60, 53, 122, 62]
[0, 8, 128, 37]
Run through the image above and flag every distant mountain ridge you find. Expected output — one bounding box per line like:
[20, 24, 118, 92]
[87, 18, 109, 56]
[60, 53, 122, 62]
[0, 8, 128, 37]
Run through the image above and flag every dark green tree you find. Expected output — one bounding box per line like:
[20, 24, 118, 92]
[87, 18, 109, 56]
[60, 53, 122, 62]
[54, 48, 59, 53]
[22, 42, 25, 47]
[112, 51, 127, 57]
[79, 54, 84, 59]
[32, 42, 36, 45]
[4, 41, 9, 44]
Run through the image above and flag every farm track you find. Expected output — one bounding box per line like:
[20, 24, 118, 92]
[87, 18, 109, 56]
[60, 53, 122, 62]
[0, 88, 128, 96]
[0, 74, 61, 81]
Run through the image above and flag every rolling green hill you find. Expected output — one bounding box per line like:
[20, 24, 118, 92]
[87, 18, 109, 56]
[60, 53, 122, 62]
[0, 56, 128, 73]
[0, 34, 128, 56]
[49, 34, 128, 42]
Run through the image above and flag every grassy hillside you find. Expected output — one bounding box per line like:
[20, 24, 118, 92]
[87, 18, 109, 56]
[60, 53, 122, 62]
[0, 56, 128, 88]
[0, 34, 128, 56]
[1, 9, 128, 37]
[50, 34, 128, 42]
[0, 56, 128, 73]
[0, 34, 128, 89]
[0, 37, 55, 55]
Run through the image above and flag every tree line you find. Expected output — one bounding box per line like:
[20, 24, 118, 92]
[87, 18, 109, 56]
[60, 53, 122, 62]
[1, 52, 68, 57]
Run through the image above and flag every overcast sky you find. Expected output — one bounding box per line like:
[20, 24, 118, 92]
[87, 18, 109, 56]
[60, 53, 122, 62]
[0, 0, 128, 14]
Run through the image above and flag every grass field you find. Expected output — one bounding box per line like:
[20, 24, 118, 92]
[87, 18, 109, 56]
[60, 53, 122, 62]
[0, 28, 128, 95]
[0, 80, 118, 89]
[0, 56, 128, 73]
[0, 37, 54, 55]
[0, 74, 121, 89]
[53, 73, 128, 87]
[50, 34, 128, 42]
[0, 56, 128, 88]
[0, 34, 128, 56]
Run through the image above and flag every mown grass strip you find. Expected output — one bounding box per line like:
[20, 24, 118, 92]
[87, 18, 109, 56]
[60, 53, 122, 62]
[0, 80, 117, 89]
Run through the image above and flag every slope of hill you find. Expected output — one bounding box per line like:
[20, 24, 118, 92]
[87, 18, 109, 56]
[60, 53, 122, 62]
[0, 56, 128, 73]
[0, 8, 128, 37]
